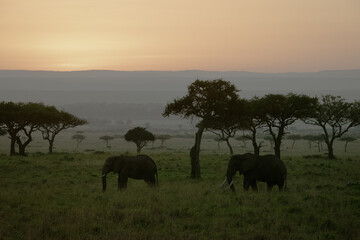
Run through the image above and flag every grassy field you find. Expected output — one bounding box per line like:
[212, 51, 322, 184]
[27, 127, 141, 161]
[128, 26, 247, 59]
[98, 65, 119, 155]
[1, 149, 360, 240]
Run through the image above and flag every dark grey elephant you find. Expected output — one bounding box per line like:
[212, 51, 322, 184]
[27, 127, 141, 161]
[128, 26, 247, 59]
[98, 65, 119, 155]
[223, 153, 287, 192]
[101, 155, 158, 192]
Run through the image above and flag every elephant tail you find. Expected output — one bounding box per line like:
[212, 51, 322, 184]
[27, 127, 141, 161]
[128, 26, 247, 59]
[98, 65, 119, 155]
[155, 168, 159, 185]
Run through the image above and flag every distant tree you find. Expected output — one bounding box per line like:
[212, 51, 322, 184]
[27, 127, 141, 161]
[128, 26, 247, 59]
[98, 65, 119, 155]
[125, 127, 155, 153]
[213, 138, 222, 150]
[264, 136, 274, 151]
[72, 134, 86, 152]
[258, 93, 317, 159]
[287, 134, 302, 149]
[302, 135, 324, 152]
[236, 135, 249, 149]
[163, 79, 239, 179]
[304, 95, 360, 159]
[99, 135, 114, 149]
[40, 107, 87, 153]
[156, 134, 171, 148]
[339, 136, 357, 152]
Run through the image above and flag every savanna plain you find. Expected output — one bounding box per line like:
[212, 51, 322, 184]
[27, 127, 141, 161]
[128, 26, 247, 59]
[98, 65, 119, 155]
[0, 134, 360, 240]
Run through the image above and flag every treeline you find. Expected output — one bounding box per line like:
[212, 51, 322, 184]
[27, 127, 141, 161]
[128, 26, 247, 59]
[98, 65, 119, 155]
[0, 102, 87, 155]
[164, 79, 360, 179]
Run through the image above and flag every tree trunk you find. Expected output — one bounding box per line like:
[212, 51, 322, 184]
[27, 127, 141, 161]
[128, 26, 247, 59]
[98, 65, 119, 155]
[291, 140, 295, 149]
[10, 137, 17, 156]
[274, 139, 281, 159]
[225, 138, 233, 155]
[17, 136, 31, 156]
[191, 125, 204, 179]
[326, 141, 335, 159]
[136, 145, 141, 154]
[253, 142, 260, 156]
[48, 139, 54, 154]
[344, 141, 348, 152]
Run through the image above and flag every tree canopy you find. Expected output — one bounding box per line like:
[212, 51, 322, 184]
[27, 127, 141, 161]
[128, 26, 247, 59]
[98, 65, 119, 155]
[124, 127, 155, 153]
[163, 79, 240, 178]
[0, 101, 87, 155]
[258, 93, 317, 159]
[304, 95, 360, 159]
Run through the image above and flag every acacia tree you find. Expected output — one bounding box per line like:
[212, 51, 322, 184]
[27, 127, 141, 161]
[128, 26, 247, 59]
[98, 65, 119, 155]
[16, 103, 48, 156]
[304, 95, 360, 159]
[0, 102, 50, 156]
[156, 134, 171, 148]
[302, 134, 324, 152]
[99, 135, 114, 149]
[72, 134, 85, 152]
[124, 127, 155, 153]
[258, 93, 317, 159]
[40, 107, 87, 153]
[339, 136, 357, 152]
[163, 79, 239, 179]
[287, 134, 302, 149]
[0, 102, 28, 155]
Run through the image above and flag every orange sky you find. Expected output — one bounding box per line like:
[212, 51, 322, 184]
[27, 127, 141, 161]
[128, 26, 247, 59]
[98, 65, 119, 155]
[0, 0, 359, 72]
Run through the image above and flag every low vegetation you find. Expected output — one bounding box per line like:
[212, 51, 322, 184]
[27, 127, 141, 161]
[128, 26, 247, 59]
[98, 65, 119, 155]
[1, 152, 359, 239]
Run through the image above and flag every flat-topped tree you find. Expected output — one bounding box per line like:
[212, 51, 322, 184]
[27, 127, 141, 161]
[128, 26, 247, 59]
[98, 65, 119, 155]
[99, 135, 115, 149]
[72, 134, 86, 152]
[155, 134, 171, 148]
[163, 79, 239, 179]
[287, 134, 302, 149]
[339, 136, 357, 152]
[0, 102, 50, 156]
[125, 127, 155, 153]
[258, 93, 317, 159]
[40, 107, 87, 153]
[0, 102, 27, 155]
[304, 95, 360, 159]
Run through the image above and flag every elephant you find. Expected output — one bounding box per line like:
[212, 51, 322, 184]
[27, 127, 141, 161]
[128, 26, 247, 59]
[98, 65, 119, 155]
[101, 155, 158, 192]
[223, 153, 287, 192]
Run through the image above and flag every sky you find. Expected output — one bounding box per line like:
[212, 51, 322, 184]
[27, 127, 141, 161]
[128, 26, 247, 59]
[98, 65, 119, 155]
[0, 0, 359, 72]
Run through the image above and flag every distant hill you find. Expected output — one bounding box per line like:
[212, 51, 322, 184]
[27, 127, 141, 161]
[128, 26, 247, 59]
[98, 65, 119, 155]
[0, 69, 359, 105]
[1, 69, 359, 130]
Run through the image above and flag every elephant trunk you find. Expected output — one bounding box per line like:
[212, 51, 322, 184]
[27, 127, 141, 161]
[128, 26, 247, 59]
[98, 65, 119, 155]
[102, 174, 107, 192]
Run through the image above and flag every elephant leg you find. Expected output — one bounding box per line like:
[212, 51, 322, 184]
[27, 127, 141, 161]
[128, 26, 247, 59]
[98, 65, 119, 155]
[250, 181, 258, 192]
[118, 173, 128, 190]
[243, 178, 251, 191]
[278, 184, 284, 191]
[267, 183, 274, 192]
[147, 175, 156, 186]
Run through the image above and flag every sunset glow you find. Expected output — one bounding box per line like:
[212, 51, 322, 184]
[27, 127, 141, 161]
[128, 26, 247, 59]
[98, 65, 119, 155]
[1, 0, 359, 72]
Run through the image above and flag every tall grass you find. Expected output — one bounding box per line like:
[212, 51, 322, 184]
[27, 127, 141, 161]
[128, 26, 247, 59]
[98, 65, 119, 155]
[0, 152, 359, 239]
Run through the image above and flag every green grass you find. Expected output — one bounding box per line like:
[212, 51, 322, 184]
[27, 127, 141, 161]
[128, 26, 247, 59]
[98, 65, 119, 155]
[1, 152, 360, 240]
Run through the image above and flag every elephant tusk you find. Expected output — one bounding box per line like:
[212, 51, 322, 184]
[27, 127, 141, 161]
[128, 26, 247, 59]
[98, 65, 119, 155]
[220, 178, 227, 188]
[99, 174, 106, 178]
[229, 180, 234, 187]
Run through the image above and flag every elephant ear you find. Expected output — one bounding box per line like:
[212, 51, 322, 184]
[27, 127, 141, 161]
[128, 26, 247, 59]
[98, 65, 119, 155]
[113, 156, 125, 173]
[240, 154, 258, 173]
